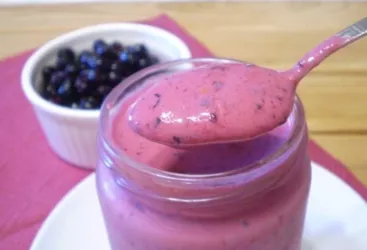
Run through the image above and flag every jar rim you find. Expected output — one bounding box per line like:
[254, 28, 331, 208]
[99, 57, 306, 186]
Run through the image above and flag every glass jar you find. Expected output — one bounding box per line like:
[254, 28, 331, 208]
[96, 58, 311, 250]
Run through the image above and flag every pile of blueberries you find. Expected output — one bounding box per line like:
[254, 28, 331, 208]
[40, 39, 159, 109]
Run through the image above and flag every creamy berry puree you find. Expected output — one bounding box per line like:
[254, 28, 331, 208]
[128, 62, 295, 147]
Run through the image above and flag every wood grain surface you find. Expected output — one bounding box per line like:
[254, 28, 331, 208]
[1, 2, 366, 185]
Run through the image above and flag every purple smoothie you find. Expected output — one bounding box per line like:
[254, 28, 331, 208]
[96, 70, 311, 249]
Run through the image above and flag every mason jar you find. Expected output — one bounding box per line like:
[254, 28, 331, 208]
[96, 58, 311, 250]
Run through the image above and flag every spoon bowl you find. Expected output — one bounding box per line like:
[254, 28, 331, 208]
[128, 60, 296, 147]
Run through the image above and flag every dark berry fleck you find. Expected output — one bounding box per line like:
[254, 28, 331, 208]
[173, 136, 181, 144]
[135, 202, 145, 212]
[209, 113, 217, 123]
[256, 104, 263, 110]
[212, 81, 224, 91]
[154, 117, 161, 128]
[152, 93, 161, 108]
[200, 98, 210, 107]
[242, 221, 249, 227]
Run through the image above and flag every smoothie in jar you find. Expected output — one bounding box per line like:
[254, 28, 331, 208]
[96, 58, 311, 250]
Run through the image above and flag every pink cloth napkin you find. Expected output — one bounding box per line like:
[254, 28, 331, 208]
[0, 14, 366, 250]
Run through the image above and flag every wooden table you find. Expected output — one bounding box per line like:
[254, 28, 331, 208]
[1, 2, 366, 185]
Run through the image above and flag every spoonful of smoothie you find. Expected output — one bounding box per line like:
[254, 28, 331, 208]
[128, 17, 367, 147]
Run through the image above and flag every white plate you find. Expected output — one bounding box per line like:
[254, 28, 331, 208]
[30, 162, 367, 250]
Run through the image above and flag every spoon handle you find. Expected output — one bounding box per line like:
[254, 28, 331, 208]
[336, 17, 367, 43]
[287, 17, 367, 83]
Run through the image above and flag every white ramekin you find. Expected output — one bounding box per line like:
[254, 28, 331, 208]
[21, 23, 191, 169]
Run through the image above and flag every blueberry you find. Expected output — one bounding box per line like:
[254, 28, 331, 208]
[42, 66, 56, 81]
[57, 48, 75, 63]
[78, 50, 93, 65]
[86, 69, 105, 84]
[101, 49, 119, 60]
[56, 48, 75, 70]
[79, 96, 100, 109]
[93, 39, 108, 55]
[111, 41, 124, 52]
[50, 71, 66, 88]
[127, 55, 140, 67]
[111, 61, 134, 77]
[86, 70, 97, 81]
[55, 58, 68, 70]
[110, 62, 124, 72]
[86, 55, 98, 69]
[96, 57, 113, 72]
[65, 63, 79, 77]
[57, 78, 74, 99]
[74, 76, 89, 94]
[127, 44, 147, 57]
[119, 52, 140, 73]
[108, 71, 123, 85]
[119, 51, 131, 63]
[80, 69, 105, 87]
